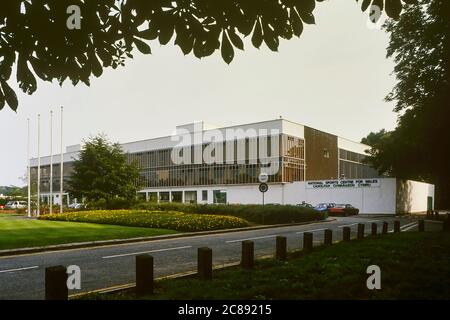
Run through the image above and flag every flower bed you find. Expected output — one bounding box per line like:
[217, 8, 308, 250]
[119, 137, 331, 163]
[39, 210, 249, 232]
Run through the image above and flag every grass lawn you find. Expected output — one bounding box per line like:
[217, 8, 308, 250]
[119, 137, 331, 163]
[0, 216, 177, 251]
[93, 232, 450, 300]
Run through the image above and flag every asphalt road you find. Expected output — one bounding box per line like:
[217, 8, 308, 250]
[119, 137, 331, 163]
[0, 215, 427, 300]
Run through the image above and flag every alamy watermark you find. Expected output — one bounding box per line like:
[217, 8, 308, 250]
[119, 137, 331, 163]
[170, 122, 281, 176]
[366, 265, 381, 290]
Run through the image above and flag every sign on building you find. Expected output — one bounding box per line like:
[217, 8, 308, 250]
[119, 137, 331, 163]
[305, 179, 381, 189]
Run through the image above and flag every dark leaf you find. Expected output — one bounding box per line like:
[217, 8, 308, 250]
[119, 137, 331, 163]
[221, 32, 234, 64]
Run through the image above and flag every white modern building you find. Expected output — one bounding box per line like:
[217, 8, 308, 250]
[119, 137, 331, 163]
[30, 118, 434, 214]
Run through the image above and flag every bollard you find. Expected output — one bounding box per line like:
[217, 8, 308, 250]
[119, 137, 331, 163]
[371, 223, 377, 237]
[241, 240, 254, 269]
[303, 232, 313, 253]
[444, 217, 450, 233]
[136, 254, 154, 296]
[324, 229, 332, 246]
[342, 227, 351, 242]
[357, 223, 365, 240]
[198, 247, 212, 280]
[382, 221, 388, 234]
[45, 265, 68, 300]
[394, 220, 400, 233]
[276, 236, 287, 260]
[418, 220, 425, 232]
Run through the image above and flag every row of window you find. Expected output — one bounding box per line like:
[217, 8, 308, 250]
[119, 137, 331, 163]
[143, 190, 227, 204]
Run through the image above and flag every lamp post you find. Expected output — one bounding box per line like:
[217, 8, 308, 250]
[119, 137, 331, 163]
[60, 106, 64, 213]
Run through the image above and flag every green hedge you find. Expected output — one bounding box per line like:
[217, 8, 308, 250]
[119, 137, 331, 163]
[132, 203, 325, 224]
[39, 210, 249, 232]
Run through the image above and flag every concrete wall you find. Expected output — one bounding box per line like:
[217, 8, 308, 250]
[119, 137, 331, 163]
[396, 180, 435, 213]
[140, 178, 435, 215]
[282, 178, 397, 214]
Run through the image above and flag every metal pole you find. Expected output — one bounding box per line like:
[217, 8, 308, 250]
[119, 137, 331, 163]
[49, 110, 53, 214]
[27, 118, 31, 218]
[60, 106, 64, 214]
[37, 114, 41, 217]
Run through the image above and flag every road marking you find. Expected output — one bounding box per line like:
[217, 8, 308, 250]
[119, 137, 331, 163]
[296, 228, 327, 234]
[226, 235, 278, 243]
[401, 222, 418, 231]
[400, 221, 418, 230]
[0, 266, 39, 274]
[102, 246, 192, 259]
[337, 223, 359, 228]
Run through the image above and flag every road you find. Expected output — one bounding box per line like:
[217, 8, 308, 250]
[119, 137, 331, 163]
[0, 215, 425, 299]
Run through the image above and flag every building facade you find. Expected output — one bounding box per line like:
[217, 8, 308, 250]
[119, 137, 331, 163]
[30, 118, 385, 208]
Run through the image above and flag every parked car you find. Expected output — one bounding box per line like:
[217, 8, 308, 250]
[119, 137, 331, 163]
[68, 203, 85, 209]
[328, 204, 346, 215]
[343, 204, 359, 216]
[4, 201, 27, 209]
[314, 203, 335, 212]
[297, 202, 314, 209]
[328, 203, 360, 216]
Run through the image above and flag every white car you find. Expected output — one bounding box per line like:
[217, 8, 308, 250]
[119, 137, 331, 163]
[5, 201, 27, 209]
[68, 203, 85, 209]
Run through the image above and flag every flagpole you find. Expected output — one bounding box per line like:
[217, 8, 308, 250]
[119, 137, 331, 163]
[49, 110, 53, 214]
[27, 118, 31, 218]
[60, 106, 64, 213]
[37, 114, 41, 217]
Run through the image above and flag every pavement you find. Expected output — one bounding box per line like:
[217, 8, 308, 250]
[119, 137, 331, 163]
[0, 215, 433, 300]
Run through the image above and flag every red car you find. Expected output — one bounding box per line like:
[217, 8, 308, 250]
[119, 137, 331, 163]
[328, 204, 360, 216]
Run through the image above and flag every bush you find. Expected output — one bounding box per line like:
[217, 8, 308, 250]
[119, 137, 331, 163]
[85, 197, 139, 210]
[39, 210, 249, 232]
[132, 203, 325, 225]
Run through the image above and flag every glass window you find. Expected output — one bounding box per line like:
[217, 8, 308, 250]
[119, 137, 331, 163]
[213, 190, 227, 204]
[148, 192, 158, 202]
[184, 191, 197, 204]
[159, 192, 170, 202]
[202, 190, 208, 201]
[171, 191, 183, 202]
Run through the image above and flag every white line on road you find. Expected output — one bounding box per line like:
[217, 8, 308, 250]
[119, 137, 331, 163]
[337, 223, 359, 228]
[102, 246, 192, 259]
[0, 266, 39, 274]
[338, 220, 381, 228]
[226, 235, 277, 243]
[400, 221, 418, 230]
[401, 222, 418, 231]
[296, 228, 327, 234]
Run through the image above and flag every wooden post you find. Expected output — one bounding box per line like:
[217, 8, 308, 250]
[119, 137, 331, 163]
[371, 223, 377, 237]
[443, 216, 450, 233]
[198, 247, 212, 280]
[276, 236, 287, 260]
[136, 254, 154, 296]
[241, 240, 254, 269]
[394, 220, 401, 233]
[324, 229, 332, 246]
[303, 232, 313, 253]
[418, 220, 425, 232]
[382, 221, 388, 234]
[357, 223, 365, 239]
[45, 265, 68, 300]
[342, 226, 351, 241]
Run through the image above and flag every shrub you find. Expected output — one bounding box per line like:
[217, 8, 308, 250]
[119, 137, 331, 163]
[132, 203, 325, 224]
[39, 210, 249, 232]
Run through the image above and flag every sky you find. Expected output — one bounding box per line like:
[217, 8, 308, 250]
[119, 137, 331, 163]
[0, 0, 398, 187]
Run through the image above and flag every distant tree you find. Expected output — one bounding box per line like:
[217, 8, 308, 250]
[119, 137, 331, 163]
[364, 0, 450, 208]
[361, 129, 388, 147]
[0, 0, 412, 111]
[68, 135, 140, 204]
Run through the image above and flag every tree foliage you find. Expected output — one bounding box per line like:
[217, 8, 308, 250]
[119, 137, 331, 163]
[0, 0, 412, 111]
[364, 0, 450, 207]
[68, 135, 140, 203]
